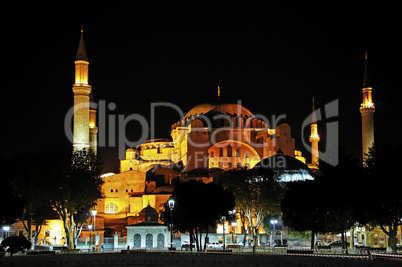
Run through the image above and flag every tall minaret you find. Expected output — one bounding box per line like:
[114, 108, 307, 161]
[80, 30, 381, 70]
[72, 27, 92, 151]
[360, 52, 375, 164]
[309, 97, 320, 167]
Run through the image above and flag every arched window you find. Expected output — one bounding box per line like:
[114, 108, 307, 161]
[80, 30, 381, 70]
[157, 233, 165, 248]
[105, 202, 118, 214]
[134, 234, 141, 248]
[227, 145, 232, 157]
[146, 233, 153, 248]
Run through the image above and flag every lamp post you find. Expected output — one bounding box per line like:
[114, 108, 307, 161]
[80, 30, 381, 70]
[270, 219, 278, 247]
[222, 216, 226, 249]
[168, 199, 175, 249]
[88, 224, 92, 250]
[228, 209, 237, 244]
[91, 209, 97, 251]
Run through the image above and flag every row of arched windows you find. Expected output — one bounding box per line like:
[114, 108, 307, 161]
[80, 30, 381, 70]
[133, 233, 165, 248]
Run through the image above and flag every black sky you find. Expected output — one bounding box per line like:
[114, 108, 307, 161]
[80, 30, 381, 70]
[2, 1, 402, 173]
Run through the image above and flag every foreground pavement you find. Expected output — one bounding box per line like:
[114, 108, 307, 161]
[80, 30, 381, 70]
[1, 252, 402, 267]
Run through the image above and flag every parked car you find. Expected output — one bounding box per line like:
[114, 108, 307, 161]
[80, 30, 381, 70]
[207, 242, 223, 249]
[181, 241, 195, 250]
[327, 240, 350, 248]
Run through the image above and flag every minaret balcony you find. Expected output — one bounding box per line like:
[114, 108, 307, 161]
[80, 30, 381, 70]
[309, 135, 320, 143]
[72, 84, 92, 95]
[360, 103, 375, 113]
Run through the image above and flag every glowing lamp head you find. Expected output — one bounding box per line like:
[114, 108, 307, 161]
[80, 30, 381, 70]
[168, 199, 175, 209]
[91, 209, 97, 216]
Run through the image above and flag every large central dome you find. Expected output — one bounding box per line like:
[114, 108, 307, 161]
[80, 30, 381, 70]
[185, 102, 253, 119]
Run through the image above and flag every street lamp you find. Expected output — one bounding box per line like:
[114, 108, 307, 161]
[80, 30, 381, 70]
[2, 226, 10, 239]
[88, 224, 92, 250]
[222, 216, 226, 249]
[168, 199, 175, 249]
[270, 220, 278, 247]
[228, 209, 237, 244]
[91, 209, 97, 251]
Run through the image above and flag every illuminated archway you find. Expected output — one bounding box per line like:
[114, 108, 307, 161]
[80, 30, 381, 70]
[208, 140, 261, 170]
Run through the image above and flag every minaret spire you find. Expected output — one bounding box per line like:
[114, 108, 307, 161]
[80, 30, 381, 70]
[217, 85, 221, 101]
[360, 51, 375, 164]
[72, 27, 92, 151]
[312, 97, 317, 123]
[309, 97, 320, 168]
[362, 51, 370, 88]
[75, 26, 88, 62]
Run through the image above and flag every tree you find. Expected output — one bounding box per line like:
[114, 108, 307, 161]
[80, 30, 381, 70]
[161, 180, 235, 252]
[282, 150, 360, 249]
[10, 154, 55, 248]
[357, 145, 402, 253]
[43, 146, 103, 249]
[281, 180, 323, 249]
[221, 168, 284, 247]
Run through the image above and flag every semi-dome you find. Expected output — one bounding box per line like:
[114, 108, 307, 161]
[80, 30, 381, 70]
[185, 102, 253, 119]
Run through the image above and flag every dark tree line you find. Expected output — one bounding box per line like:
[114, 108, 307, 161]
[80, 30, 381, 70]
[282, 145, 402, 253]
[1, 146, 103, 250]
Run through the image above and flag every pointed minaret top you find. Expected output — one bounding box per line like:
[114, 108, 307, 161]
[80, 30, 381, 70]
[75, 26, 88, 62]
[312, 97, 317, 124]
[362, 51, 370, 88]
[89, 91, 96, 110]
[217, 85, 221, 102]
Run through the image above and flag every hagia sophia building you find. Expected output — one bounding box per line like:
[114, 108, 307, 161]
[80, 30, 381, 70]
[69, 28, 323, 237]
[72, 28, 376, 241]
[4, 28, 376, 249]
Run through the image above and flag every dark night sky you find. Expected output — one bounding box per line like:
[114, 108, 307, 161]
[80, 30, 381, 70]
[2, 1, 402, 173]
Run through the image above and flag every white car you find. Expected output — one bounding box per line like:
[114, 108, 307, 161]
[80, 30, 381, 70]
[207, 242, 223, 249]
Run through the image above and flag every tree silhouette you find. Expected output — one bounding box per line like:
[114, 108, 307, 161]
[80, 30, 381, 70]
[161, 180, 235, 251]
[357, 144, 402, 253]
[43, 146, 103, 249]
[221, 168, 284, 247]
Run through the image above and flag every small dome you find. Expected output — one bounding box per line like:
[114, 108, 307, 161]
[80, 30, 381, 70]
[253, 154, 314, 182]
[185, 102, 253, 119]
[140, 204, 157, 214]
[139, 204, 159, 223]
